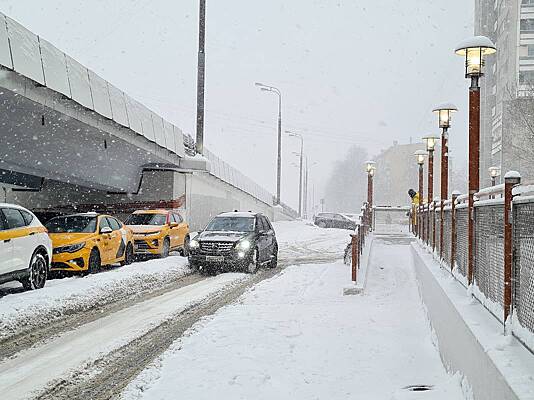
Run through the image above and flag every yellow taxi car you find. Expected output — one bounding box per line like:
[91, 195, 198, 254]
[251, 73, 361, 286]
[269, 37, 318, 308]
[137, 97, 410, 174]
[45, 213, 135, 274]
[0, 203, 52, 290]
[124, 210, 190, 258]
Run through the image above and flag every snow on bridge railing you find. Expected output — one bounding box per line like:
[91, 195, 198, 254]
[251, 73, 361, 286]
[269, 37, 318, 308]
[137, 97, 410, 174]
[414, 175, 534, 353]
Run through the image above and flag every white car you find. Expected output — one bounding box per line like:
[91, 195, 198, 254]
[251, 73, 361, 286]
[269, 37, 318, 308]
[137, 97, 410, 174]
[0, 203, 52, 290]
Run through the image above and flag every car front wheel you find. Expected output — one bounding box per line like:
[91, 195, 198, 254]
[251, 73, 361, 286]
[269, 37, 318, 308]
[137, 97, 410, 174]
[269, 246, 278, 269]
[120, 243, 134, 266]
[160, 238, 170, 259]
[22, 252, 48, 290]
[87, 249, 101, 274]
[245, 248, 259, 274]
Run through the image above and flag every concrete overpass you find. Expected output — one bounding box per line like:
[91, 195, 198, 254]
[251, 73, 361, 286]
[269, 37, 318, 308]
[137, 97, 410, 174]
[0, 13, 295, 227]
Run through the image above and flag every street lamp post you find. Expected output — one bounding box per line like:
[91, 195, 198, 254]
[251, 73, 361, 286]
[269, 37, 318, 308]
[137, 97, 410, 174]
[489, 166, 500, 199]
[195, 0, 207, 154]
[256, 82, 282, 205]
[415, 150, 427, 239]
[489, 166, 500, 186]
[365, 161, 376, 231]
[423, 134, 439, 247]
[433, 103, 457, 258]
[305, 160, 318, 219]
[286, 131, 304, 217]
[455, 36, 496, 285]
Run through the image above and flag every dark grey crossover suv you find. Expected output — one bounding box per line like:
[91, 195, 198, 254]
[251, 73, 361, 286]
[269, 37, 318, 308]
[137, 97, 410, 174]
[188, 211, 278, 274]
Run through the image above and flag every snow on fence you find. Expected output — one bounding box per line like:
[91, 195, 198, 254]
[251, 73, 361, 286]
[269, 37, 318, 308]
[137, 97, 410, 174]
[372, 205, 410, 234]
[414, 174, 534, 352]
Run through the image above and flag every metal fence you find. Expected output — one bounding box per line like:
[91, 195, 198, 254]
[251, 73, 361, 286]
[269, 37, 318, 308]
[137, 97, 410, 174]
[442, 208, 452, 266]
[455, 206, 469, 278]
[414, 182, 534, 352]
[474, 204, 505, 313]
[513, 199, 534, 334]
[373, 206, 410, 234]
[435, 207, 441, 255]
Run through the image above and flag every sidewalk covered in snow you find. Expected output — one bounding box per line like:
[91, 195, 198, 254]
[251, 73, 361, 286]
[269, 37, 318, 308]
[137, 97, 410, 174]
[121, 232, 465, 400]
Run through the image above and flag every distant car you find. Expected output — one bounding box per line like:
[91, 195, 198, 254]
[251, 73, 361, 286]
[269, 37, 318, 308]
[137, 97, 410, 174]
[188, 211, 278, 274]
[342, 213, 361, 223]
[46, 213, 135, 274]
[0, 203, 52, 290]
[124, 209, 190, 258]
[314, 212, 357, 230]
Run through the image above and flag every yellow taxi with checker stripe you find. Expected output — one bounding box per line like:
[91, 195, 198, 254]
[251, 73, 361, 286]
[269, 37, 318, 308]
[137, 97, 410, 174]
[0, 203, 52, 290]
[45, 213, 135, 274]
[124, 209, 190, 258]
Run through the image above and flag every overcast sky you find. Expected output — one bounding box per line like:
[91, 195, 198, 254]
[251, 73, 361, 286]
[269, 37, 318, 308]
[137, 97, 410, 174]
[0, 0, 474, 210]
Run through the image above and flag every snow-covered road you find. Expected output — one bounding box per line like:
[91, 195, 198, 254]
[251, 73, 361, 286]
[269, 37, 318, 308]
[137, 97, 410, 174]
[0, 221, 466, 399]
[0, 273, 248, 400]
[120, 233, 466, 399]
[0, 221, 358, 399]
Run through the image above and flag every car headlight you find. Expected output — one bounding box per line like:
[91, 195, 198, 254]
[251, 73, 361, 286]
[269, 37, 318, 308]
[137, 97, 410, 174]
[237, 239, 251, 251]
[189, 239, 199, 249]
[54, 242, 86, 254]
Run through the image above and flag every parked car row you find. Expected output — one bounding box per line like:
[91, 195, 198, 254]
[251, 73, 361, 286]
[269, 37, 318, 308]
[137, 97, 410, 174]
[0, 204, 279, 291]
[0, 204, 190, 290]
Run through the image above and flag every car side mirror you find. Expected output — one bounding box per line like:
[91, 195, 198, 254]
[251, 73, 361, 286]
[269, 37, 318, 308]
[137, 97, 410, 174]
[170, 222, 179, 228]
[100, 226, 112, 234]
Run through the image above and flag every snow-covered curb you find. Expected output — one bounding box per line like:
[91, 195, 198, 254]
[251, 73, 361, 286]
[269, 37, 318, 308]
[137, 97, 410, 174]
[0, 255, 190, 341]
[343, 233, 374, 295]
[411, 243, 534, 400]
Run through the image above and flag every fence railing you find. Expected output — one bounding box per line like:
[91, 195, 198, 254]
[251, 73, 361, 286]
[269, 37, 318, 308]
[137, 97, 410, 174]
[344, 202, 373, 284]
[415, 175, 534, 352]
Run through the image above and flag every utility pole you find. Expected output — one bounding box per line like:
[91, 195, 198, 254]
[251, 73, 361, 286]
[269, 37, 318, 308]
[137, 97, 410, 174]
[256, 83, 282, 204]
[195, 0, 206, 154]
[303, 159, 309, 219]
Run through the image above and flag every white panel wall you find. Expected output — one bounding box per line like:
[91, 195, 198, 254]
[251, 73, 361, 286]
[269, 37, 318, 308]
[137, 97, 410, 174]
[0, 15, 13, 68]
[40, 38, 70, 97]
[6, 17, 44, 85]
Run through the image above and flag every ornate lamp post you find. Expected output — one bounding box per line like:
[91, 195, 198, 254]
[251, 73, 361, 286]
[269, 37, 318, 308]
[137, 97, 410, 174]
[414, 150, 427, 238]
[365, 161, 376, 230]
[433, 103, 457, 258]
[423, 134, 439, 246]
[455, 36, 496, 285]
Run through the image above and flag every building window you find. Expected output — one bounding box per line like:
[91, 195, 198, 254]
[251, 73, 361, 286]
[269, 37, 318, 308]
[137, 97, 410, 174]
[519, 70, 534, 84]
[522, 0, 534, 5]
[521, 19, 534, 32]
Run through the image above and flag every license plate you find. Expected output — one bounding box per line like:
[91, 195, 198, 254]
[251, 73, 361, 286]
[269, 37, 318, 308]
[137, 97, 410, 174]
[206, 255, 224, 262]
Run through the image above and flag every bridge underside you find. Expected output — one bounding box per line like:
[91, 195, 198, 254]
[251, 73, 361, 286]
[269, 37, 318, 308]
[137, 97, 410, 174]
[0, 86, 177, 192]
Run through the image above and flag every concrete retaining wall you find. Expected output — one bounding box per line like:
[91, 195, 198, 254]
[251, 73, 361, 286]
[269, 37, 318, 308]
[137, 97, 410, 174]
[185, 172, 292, 231]
[411, 244, 534, 400]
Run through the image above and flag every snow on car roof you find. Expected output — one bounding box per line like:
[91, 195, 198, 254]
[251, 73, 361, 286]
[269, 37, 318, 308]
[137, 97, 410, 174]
[133, 209, 169, 214]
[0, 203, 33, 212]
[217, 211, 257, 218]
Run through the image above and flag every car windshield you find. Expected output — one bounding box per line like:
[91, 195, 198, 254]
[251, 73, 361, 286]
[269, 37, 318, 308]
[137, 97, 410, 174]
[125, 214, 167, 226]
[45, 215, 97, 233]
[205, 217, 254, 232]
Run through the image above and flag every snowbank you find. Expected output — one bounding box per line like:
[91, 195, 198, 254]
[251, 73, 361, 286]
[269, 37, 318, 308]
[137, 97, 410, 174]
[0, 255, 190, 341]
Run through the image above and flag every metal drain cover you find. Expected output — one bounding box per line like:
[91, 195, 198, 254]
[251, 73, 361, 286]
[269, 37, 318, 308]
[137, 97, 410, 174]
[403, 385, 434, 392]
